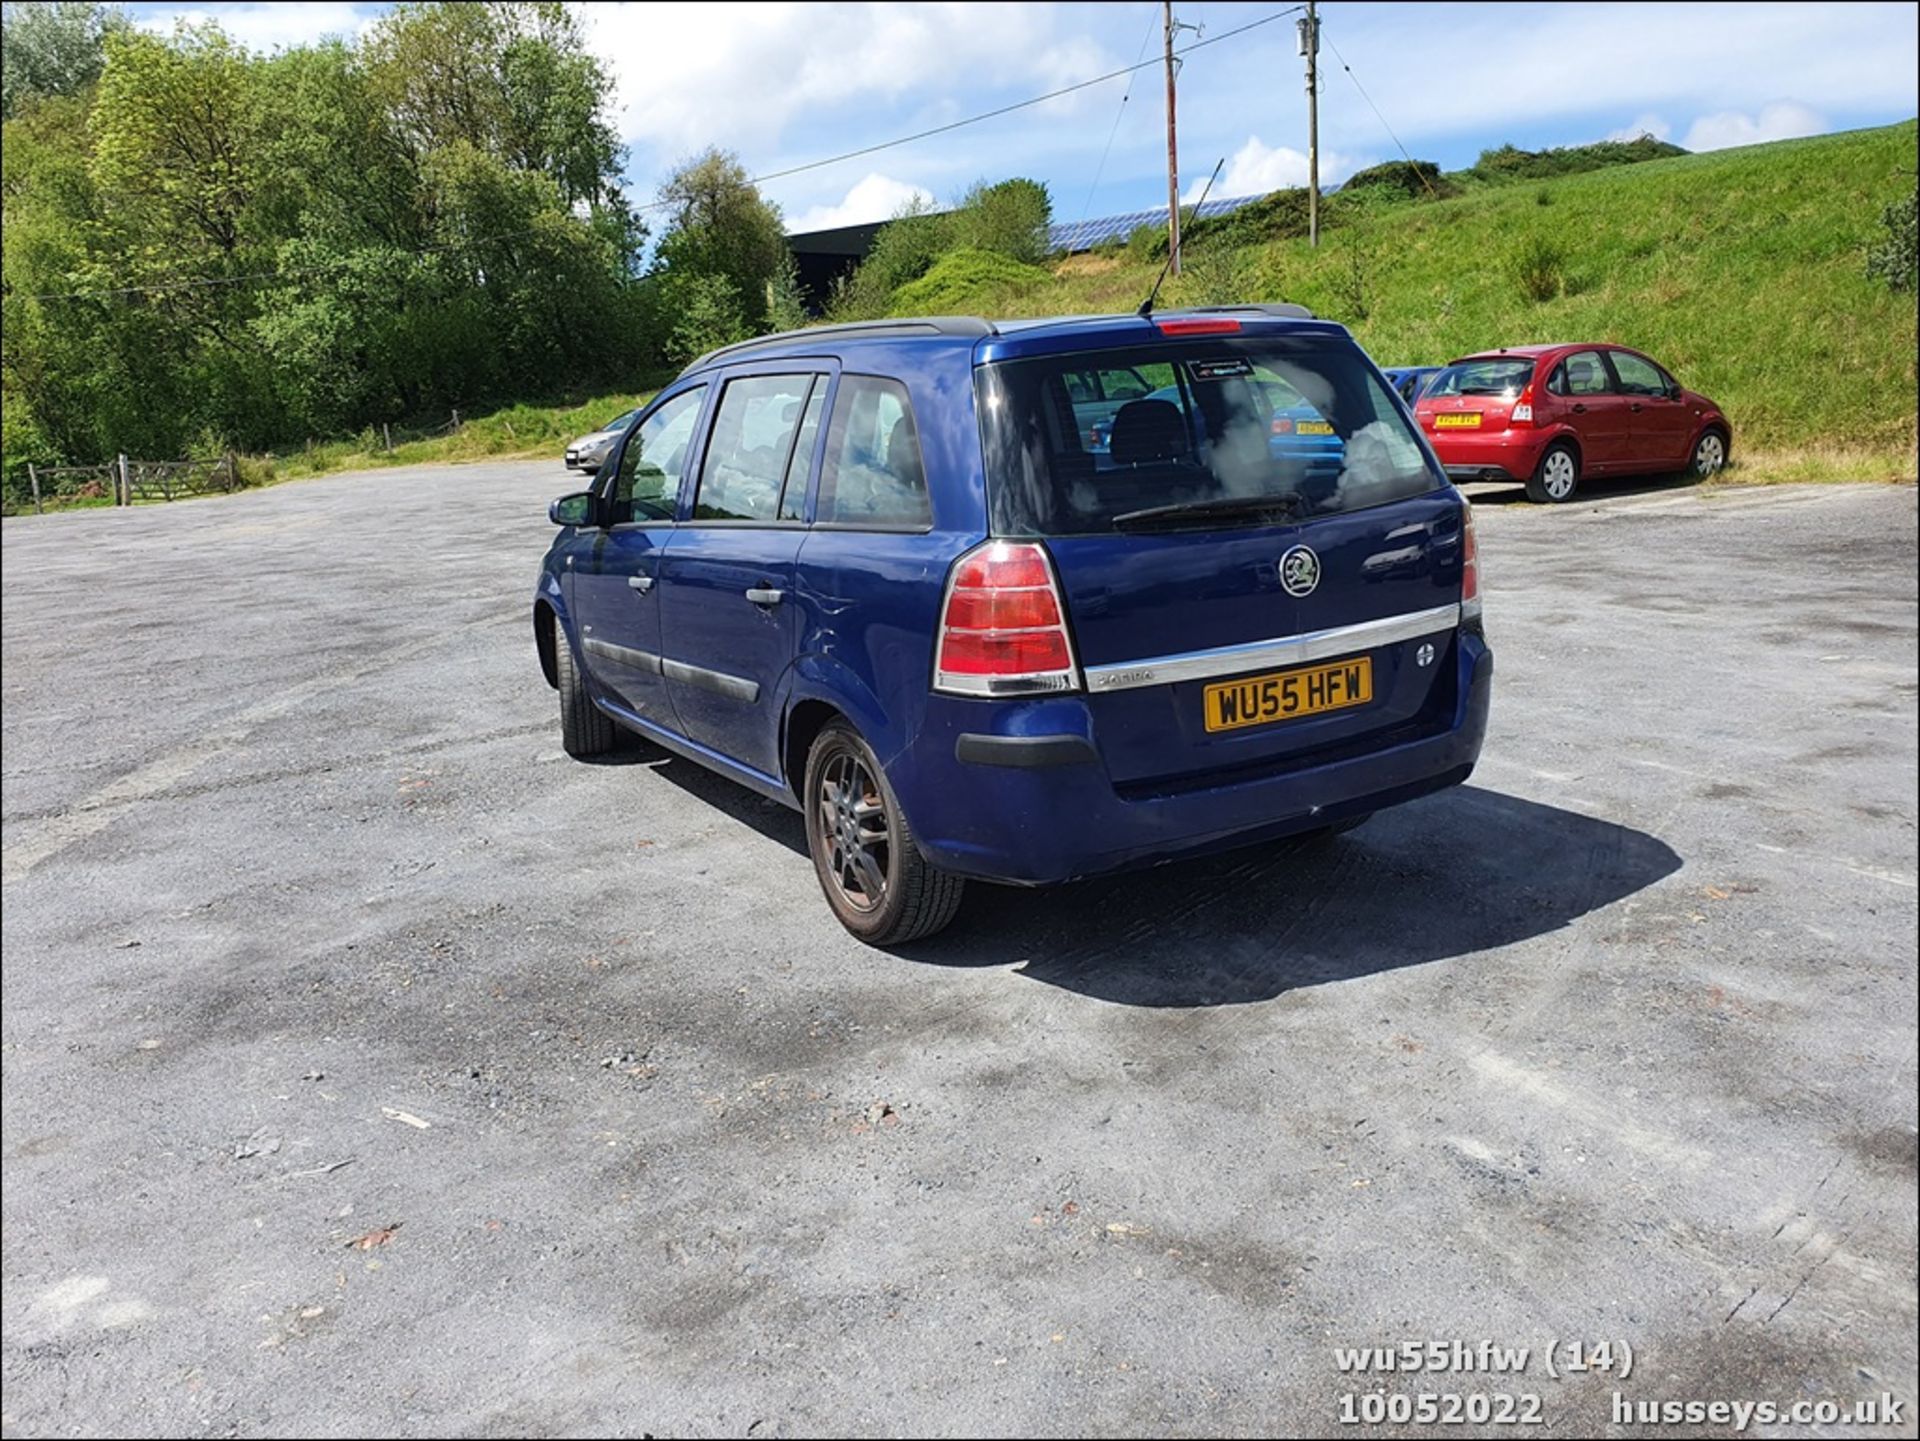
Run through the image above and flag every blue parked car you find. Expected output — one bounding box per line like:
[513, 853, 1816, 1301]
[535, 306, 1491, 944]
[1382, 366, 1444, 406]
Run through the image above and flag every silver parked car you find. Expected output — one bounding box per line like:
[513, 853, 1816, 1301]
[564, 408, 639, 471]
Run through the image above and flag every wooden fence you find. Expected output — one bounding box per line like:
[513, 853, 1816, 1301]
[24, 453, 238, 513]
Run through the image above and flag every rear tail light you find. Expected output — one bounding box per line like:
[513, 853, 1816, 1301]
[1460, 503, 1481, 621]
[1271, 416, 1295, 435]
[934, 541, 1080, 696]
[1510, 382, 1535, 426]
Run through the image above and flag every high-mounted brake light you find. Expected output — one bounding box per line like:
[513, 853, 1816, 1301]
[1156, 316, 1242, 336]
[1510, 381, 1535, 426]
[1461, 504, 1481, 619]
[934, 541, 1080, 696]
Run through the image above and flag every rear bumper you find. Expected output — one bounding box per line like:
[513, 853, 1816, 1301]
[1445, 462, 1522, 483]
[1429, 429, 1546, 484]
[902, 632, 1492, 885]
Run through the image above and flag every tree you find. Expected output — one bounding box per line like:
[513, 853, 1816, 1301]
[1, 1, 128, 118]
[651, 148, 789, 331]
[949, 177, 1051, 265]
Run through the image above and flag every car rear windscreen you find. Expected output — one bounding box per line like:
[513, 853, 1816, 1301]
[976, 337, 1441, 536]
[1425, 359, 1536, 398]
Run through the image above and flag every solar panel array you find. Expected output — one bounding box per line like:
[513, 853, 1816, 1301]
[1048, 193, 1265, 255]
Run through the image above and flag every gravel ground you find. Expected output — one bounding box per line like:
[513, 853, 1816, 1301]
[2, 465, 1915, 1438]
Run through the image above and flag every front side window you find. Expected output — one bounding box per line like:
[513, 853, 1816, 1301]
[694, 373, 818, 522]
[610, 386, 706, 523]
[1609, 351, 1670, 396]
[978, 338, 1438, 536]
[817, 375, 931, 528]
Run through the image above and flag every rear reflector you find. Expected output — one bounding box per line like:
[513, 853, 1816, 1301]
[1156, 316, 1241, 335]
[935, 541, 1080, 696]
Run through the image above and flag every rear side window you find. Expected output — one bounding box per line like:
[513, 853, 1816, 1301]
[817, 375, 931, 529]
[1548, 351, 1610, 396]
[695, 374, 817, 522]
[977, 338, 1438, 536]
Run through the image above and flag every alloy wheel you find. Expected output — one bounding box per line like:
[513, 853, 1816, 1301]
[816, 749, 890, 914]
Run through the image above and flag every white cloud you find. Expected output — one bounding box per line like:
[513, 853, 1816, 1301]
[1606, 114, 1672, 143]
[1182, 136, 1365, 202]
[1681, 101, 1827, 152]
[788, 173, 936, 232]
[135, 3, 380, 51]
[581, 2, 1117, 160]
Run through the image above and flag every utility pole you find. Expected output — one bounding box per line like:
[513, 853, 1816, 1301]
[1163, 0, 1181, 276]
[1301, 1, 1321, 246]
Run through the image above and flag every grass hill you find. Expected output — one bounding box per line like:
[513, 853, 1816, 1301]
[900, 120, 1920, 483]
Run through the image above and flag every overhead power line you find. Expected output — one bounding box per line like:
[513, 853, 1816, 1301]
[20, 4, 1304, 301]
[1322, 30, 1443, 201]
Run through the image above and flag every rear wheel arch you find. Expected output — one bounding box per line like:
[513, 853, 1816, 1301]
[784, 698, 844, 801]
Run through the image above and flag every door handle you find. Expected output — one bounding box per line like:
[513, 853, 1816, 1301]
[1630, 402, 1643, 413]
[745, 587, 784, 607]
[1571, 403, 1586, 413]
[628, 575, 654, 593]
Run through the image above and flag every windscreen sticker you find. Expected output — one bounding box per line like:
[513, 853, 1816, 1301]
[1186, 357, 1254, 381]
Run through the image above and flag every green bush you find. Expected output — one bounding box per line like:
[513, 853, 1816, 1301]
[890, 249, 1051, 314]
[1866, 187, 1917, 293]
[949, 177, 1052, 265]
[1508, 234, 1566, 303]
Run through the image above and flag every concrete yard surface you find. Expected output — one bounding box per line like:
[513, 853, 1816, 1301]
[2, 467, 1915, 1436]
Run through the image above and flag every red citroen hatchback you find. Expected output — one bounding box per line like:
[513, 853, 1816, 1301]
[1415, 344, 1730, 502]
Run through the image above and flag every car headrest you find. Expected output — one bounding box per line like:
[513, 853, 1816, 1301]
[1108, 398, 1188, 466]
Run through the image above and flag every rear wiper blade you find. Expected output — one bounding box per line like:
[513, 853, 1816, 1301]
[1111, 493, 1307, 532]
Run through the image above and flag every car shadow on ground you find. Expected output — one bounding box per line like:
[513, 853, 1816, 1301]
[622, 740, 1682, 1009]
[1461, 470, 1703, 507]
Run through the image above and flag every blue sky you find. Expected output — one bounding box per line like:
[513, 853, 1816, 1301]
[130, 1, 1920, 233]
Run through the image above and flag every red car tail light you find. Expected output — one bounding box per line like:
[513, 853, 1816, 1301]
[1510, 381, 1535, 426]
[1271, 416, 1295, 435]
[1461, 504, 1481, 619]
[934, 542, 1080, 696]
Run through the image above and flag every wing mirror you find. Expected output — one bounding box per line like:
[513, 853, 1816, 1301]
[549, 491, 595, 527]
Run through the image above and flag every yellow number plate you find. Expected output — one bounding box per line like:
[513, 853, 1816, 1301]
[1434, 412, 1482, 429]
[1204, 657, 1373, 733]
[1295, 419, 1336, 436]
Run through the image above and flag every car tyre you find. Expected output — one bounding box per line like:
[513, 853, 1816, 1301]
[804, 721, 964, 946]
[1688, 428, 1728, 480]
[1526, 442, 1580, 503]
[554, 620, 617, 758]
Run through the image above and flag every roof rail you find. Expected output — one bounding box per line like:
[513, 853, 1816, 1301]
[682, 316, 997, 376]
[1170, 302, 1316, 321]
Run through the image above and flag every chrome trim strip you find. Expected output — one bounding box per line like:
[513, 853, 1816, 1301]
[583, 637, 662, 675]
[1082, 602, 1462, 693]
[661, 657, 760, 704]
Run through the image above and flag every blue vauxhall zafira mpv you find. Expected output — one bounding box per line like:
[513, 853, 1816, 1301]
[534, 306, 1491, 944]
